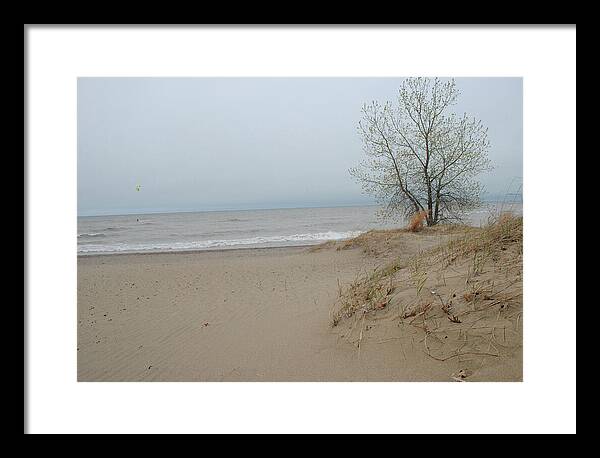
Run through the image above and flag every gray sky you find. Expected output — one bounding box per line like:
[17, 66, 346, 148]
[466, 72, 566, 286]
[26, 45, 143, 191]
[78, 77, 522, 216]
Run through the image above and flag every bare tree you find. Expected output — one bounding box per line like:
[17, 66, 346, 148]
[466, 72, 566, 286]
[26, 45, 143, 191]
[350, 77, 491, 226]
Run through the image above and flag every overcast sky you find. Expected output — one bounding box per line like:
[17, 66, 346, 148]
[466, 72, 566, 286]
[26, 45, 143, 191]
[78, 77, 522, 216]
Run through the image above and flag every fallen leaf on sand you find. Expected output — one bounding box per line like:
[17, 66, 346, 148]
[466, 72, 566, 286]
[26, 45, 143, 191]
[451, 369, 473, 382]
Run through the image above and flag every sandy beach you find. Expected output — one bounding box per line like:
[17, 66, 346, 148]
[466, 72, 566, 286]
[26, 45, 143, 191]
[78, 221, 522, 382]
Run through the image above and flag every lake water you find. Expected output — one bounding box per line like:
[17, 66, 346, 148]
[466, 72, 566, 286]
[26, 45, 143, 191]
[77, 202, 522, 255]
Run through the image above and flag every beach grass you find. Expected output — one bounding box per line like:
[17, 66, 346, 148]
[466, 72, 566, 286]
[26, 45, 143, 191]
[331, 213, 523, 328]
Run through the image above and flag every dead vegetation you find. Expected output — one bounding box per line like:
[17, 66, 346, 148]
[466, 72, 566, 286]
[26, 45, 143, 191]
[330, 213, 523, 380]
[408, 211, 428, 232]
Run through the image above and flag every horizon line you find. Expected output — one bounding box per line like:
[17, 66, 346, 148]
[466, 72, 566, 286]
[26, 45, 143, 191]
[78, 194, 522, 218]
[77, 202, 380, 218]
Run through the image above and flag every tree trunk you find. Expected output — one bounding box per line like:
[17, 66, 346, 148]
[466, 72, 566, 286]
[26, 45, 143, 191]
[427, 206, 434, 226]
[426, 206, 437, 226]
[424, 140, 434, 226]
[433, 188, 441, 225]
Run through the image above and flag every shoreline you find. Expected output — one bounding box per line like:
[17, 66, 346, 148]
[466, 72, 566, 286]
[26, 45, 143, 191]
[77, 243, 327, 258]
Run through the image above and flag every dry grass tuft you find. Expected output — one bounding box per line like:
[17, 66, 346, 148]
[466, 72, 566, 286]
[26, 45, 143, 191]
[447, 314, 462, 323]
[331, 270, 398, 326]
[401, 301, 432, 320]
[408, 211, 428, 232]
[436, 213, 522, 268]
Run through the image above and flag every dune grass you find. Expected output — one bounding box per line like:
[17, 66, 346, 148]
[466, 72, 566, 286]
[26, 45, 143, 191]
[331, 213, 522, 328]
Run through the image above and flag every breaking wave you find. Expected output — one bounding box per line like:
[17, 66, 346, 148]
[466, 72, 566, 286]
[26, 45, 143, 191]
[77, 230, 363, 254]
